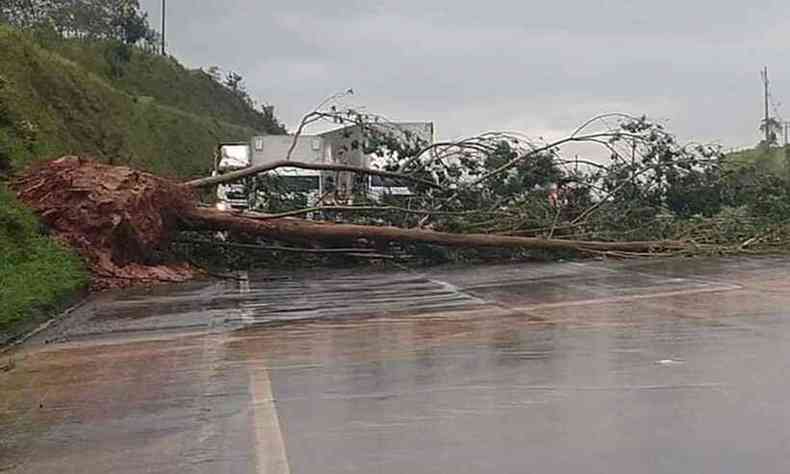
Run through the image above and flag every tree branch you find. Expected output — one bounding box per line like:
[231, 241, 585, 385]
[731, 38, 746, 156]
[183, 160, 441, 189]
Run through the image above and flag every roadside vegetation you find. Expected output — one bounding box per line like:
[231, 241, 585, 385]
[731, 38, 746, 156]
[727, 144, 790, 176]
[0, 24, 273, 178]
[0, 185, 87, 342]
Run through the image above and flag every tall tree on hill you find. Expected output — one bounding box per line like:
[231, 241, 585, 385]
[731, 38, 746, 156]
[759, 117, 782, 147]
[108, 0, 150, 45]
[1, 0, 153, 45]
[0, 2, 9, 24]
[224, 71, 256, 108]
[49, 0, 105, 38]
[224, 72, 245, 94]
[0, 0, 52, 29]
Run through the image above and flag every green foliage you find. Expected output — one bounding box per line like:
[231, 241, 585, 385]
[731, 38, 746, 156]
[726, 145, 789, 177]
[0, 25, 266, 177]
[0, 185, 87, 339]
[664, 166, 726, 218]
[1, 0, 157, 48]
[759, 117, 783, 147]
[48, 40, 286, 134]
[110, 0, 150, 45]
[250, 175, 320, 213]
[723, 163, 790, 222]
[274, 108, 790, 255]
[105, 41, 133, 78]
[348, 117, 568, 231]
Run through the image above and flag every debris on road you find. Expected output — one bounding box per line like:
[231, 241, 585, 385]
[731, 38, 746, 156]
[12, 156, 700, 288]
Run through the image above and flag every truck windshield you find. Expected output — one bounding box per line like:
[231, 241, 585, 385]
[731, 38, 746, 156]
[217, 145, 250, 169]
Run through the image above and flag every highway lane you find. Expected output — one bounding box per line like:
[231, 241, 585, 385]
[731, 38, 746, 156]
[3, 257, 790, 473]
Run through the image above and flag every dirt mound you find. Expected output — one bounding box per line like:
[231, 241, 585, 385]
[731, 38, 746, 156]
[12, 157, 198, 289]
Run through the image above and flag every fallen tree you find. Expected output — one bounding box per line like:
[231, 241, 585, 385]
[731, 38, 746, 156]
[16, 109, 782, 289]
[179, 207, 689, 254]
[184, 160, 442, 190]
[11, 155, 697, 288]
[11, 157, 196, 289]
[184, 160, 440, 189]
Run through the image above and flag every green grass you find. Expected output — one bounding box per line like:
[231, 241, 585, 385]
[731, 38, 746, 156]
[726, 145, 790, 175]
[0, 25, 264, 178]
[40, 35, 286, 136]
[0, 185, 87, 342]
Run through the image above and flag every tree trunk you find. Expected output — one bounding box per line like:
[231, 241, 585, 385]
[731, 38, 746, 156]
[179, 207, 690, 253]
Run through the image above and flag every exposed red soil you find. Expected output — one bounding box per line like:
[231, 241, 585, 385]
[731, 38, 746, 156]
[12, 157, 198, 289]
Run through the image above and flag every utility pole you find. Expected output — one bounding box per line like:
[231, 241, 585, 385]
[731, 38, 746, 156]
[762, 67, 770, 144]
[161, 0, 166, 56]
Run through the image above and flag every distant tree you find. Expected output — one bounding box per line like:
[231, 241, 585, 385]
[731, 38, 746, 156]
[223, 71, 256, 107]
[0, 3, 10, 24]
[205, 66, 223, 83]
[1, 0, 51, 29]
[223, 72, 245, 93]
[108, 0, 149, 45]
[48, 1, 106, 38]
[759, 117, 782, 147]
[139, 26, 161, 54]
[2, 0, 155, 45]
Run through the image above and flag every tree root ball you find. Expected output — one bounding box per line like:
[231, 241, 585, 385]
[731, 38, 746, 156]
[12, 157, 198, 289]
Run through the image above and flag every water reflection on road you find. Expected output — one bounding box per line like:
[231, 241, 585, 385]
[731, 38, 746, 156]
[4, 257, 790, 473]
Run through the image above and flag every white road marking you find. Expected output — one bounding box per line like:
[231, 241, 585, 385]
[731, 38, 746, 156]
[238, 271, 291, 474]
[249, 360, 292, 474]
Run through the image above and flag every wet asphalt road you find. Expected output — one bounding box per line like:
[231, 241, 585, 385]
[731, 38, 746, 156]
[3, 257, 790, 473]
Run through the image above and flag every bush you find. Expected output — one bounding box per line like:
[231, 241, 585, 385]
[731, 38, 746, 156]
[0, 185, 87, 338]
[105, 42, 133, 78]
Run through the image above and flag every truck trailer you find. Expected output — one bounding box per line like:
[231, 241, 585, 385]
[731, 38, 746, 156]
[214, 122, 434, 214]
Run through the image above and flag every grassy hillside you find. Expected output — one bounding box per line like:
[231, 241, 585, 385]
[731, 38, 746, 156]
[0, 25, 286, 342]
[0, 25, 270, 178]
[726, 145, 790, 175]
[40, 35, 286, 137]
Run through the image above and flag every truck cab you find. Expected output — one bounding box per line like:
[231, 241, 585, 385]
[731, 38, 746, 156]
[214, 143, 251, 211]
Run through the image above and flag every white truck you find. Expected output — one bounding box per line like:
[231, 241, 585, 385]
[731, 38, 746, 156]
[214, 122, 434, 214]
[213, 143, 251, 211]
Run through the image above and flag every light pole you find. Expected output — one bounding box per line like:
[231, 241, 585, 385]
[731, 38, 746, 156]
[161, 0, 166, 56]
[762, 67, 770, 144]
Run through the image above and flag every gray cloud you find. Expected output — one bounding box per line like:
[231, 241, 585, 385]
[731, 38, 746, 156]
[140, 0, 790, 148]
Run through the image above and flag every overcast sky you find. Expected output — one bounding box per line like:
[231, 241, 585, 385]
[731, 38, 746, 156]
[140, 0, 790, 148]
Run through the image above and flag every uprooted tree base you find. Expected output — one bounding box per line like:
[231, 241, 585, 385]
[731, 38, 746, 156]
[12, 157, 197, 289]
[12, 157, 697, 288]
